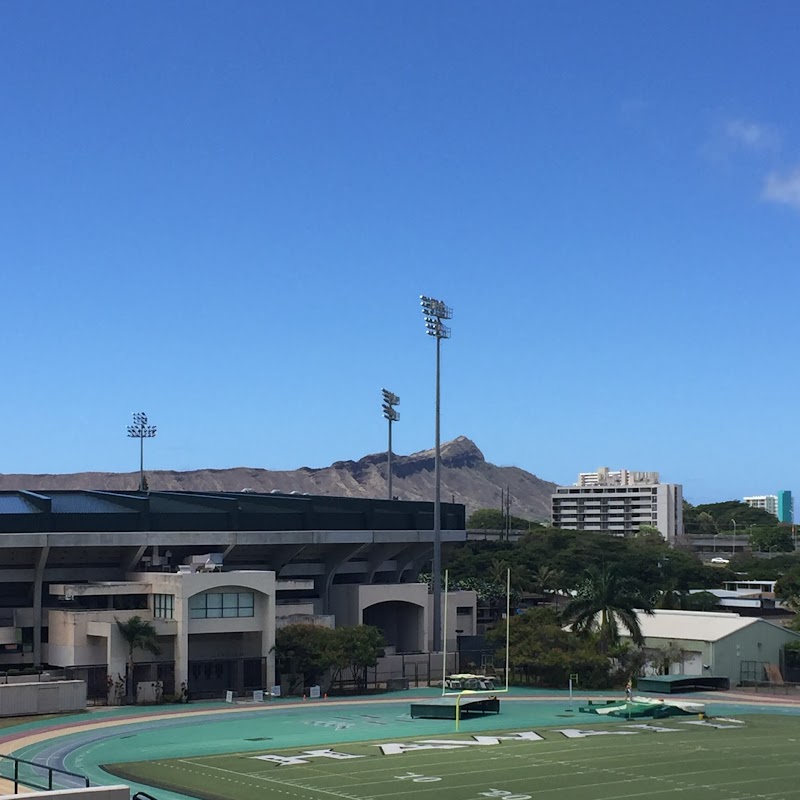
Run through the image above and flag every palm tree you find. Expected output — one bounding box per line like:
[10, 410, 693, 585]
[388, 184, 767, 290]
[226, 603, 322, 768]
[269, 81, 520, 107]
[488, 558, 509, 587]
[548, 568, 568, 608]
[116, 616, 161, 701]
[563, 566, 653, 653]
[533, 565, 555, 598]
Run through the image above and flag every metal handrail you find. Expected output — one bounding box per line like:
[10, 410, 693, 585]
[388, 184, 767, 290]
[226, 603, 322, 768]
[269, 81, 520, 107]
[0, 752, 89, 792]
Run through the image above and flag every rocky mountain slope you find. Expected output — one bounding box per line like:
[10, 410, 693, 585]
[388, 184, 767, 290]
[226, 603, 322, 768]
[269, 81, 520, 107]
[0, 436, 556, 520]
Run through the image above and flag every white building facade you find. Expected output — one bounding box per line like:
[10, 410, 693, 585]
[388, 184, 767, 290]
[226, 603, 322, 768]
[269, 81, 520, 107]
[743, 495, 778, 517]
[48, 569, 276, 702]
[552, 467, 683, 542]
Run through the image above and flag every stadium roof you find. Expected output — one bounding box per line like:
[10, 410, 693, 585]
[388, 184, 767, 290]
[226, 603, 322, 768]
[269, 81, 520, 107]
[0, 490, 464, 534]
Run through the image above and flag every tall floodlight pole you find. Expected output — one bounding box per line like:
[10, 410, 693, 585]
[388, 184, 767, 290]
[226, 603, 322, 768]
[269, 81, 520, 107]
[420, 294, 452, 652]
[127, 412, 157, 492]
[381, 389, 400, 500]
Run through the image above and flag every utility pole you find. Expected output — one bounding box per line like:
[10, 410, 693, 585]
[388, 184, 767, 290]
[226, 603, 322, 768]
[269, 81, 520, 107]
[506, 485, 511, 541]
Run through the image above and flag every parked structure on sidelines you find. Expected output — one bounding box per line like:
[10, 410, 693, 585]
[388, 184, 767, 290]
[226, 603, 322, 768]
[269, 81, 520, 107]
[617, 609, 800, 687]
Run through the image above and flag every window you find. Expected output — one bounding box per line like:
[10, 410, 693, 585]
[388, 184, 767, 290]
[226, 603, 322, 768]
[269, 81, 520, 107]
[189, 592, 255, 619]
[154, 594, 174, 620]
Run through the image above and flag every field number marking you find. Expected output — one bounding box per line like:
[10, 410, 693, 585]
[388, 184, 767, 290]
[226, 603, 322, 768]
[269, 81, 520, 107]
[395, 772, 442, 783]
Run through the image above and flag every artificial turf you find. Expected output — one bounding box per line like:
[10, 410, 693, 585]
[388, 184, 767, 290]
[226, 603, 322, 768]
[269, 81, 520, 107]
[105, 713, 800, 800]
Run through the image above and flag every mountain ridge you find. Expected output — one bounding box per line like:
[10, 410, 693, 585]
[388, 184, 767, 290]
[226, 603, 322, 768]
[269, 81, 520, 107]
[0, 436, 556, 520]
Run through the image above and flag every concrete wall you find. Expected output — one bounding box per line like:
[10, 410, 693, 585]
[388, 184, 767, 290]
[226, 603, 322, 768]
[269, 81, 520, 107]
[189, 631, 263, 660]
[439, 589, 477, 652]
[133, 570, 276, 693]
[328, 585, 362, 628]
[48, 609, 176, 669]
[0, 680, 86, 717]
[329, 583, 477, 654]
[0, 787, 129, 800]
[48, 570, 277, 695]
[276, 614, 335, 629]
[331, 583, 427, 652]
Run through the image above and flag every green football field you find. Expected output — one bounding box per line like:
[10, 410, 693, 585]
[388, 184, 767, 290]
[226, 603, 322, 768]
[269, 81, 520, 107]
[106, 714, 800, 800]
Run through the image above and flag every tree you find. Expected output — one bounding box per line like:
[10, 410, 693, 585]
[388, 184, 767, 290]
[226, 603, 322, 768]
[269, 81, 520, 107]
[532, 565, 555, 596]
[115, 616, 161, 701]
[486, 608, 610, 688]
[548, 568, 569, 606]
[695, 512, 718, 535]
[689, 501, 777, 530]
[329, 625, 385, 691]
[489, 558, 510, 587]
[728, 551, 800, 581]
[563, 566, 653, 653]
[684, 591, 720, 612]
[274, 623, 336, 693]
[749, 527, 794, 553]
[775, 570, 800, 612]
[466, 508, 538, 530]
[648, 642, 686, 675]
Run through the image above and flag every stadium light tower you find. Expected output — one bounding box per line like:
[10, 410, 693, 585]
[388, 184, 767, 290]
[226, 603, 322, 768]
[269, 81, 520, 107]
[420, 294, 452, 653]
[127, 412, 157, 492]
[381, 389, 400, 500]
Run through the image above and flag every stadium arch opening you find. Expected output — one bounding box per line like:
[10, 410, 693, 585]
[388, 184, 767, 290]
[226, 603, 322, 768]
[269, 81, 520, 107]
[362, 600, 424, 653]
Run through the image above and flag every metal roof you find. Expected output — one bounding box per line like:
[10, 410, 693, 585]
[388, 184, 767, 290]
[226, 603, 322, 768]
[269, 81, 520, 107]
[0, 490, 465, 534]
[50, 494, 132, 514]
[0, 495, 39, 514]
[630, 610, 798, 643]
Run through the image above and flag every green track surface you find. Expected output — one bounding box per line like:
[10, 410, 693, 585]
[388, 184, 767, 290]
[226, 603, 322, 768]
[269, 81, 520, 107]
[105, 714, 800, 800]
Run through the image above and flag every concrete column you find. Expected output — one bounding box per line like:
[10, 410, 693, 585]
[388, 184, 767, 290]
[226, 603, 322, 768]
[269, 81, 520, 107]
[267, 544, 308, 576]
[106, 625, 128, 703]
[261, 591, 275, 691]
[123, 545, 147, 572]
[233, 658, 244, 693]
[321, 544, 369, 614]
[33, 545, 50, 667]
[364, 544, 407, 584]
[174, 594, 190, 698]
[393, 543, 430, 583]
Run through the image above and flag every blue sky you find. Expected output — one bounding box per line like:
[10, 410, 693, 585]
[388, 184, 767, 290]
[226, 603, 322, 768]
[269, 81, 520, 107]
[2, 2, 799, 505]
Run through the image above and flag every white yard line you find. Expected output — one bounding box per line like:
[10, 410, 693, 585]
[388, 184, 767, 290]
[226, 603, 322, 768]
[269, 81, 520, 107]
[187, 758, 372, 800]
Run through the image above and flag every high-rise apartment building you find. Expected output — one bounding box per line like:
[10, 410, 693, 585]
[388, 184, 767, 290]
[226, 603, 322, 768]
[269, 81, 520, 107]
[552, 467, 683, 542]
[745, 491, 794, 523]
[743, 495, 778, 517]
[777, 490, 793, 524]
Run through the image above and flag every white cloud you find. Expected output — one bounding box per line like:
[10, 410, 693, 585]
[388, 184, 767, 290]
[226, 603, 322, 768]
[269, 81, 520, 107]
[724, 119, 781, 152]
[762, 169, 800, 211]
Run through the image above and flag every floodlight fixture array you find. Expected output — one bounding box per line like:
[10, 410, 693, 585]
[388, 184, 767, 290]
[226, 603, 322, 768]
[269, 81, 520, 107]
[420, 295, 452, 340]
[381, 389, 400, 500]
[127, 411, 157, 492]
